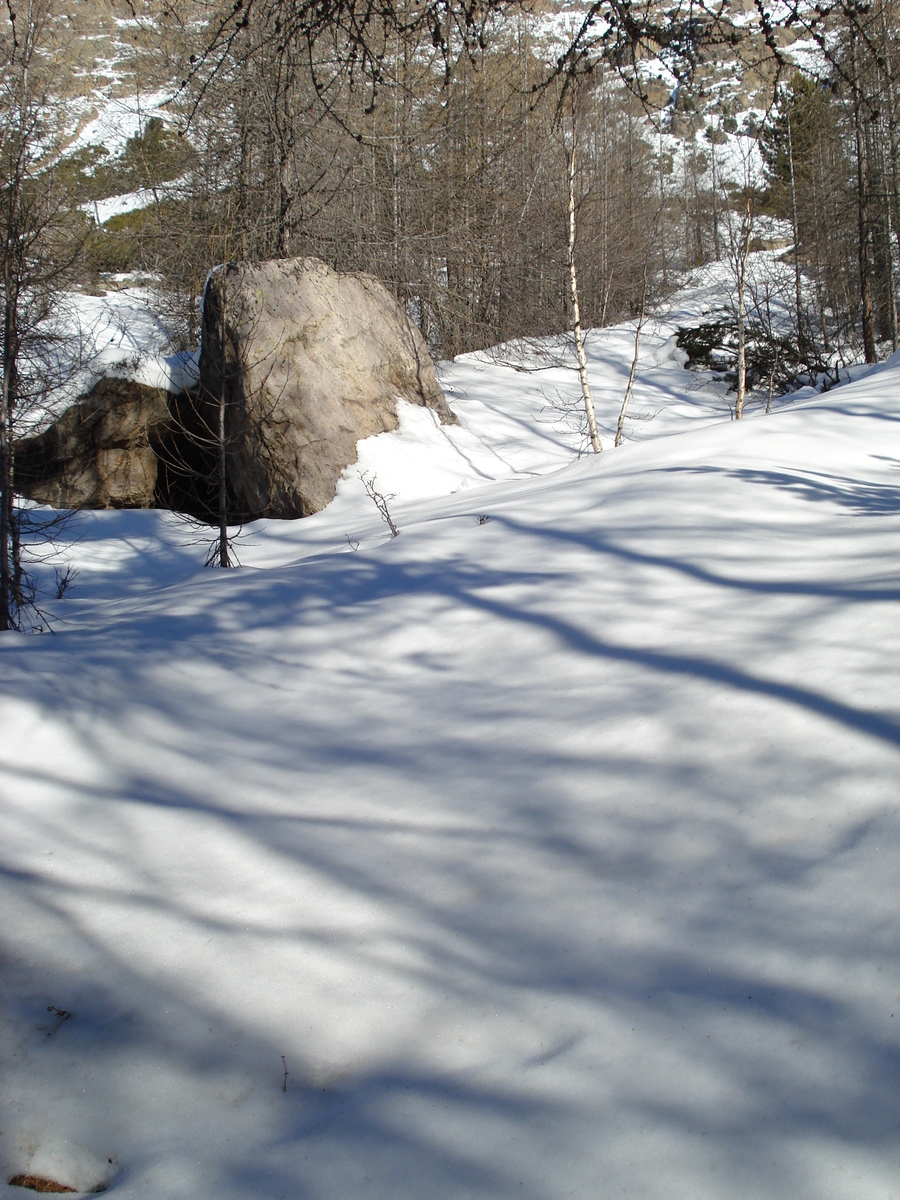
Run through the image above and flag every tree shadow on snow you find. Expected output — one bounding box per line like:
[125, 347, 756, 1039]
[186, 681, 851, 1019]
[1, 514, 899, 1198]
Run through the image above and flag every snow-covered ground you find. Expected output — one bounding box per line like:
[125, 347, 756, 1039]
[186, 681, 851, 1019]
[70, 90, 176, 160]
[1, 280, 899, 1199]
[84, 179, 190, 227]
[17, 287, 198, 436]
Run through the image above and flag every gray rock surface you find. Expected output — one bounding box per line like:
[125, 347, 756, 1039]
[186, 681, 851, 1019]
[15, 377, 173, 509]
[199, 257, 454, 519]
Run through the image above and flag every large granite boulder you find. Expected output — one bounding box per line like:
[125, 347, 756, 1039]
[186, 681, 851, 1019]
[14, 258, 451, 521]
[199, 257, 454, 519]
[15, 376, 174, 510]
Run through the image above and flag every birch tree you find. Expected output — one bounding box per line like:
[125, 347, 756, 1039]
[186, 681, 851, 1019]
[728, 192, 755, 420]
[615, 275, 647, 446]
[564, 87, 601, 454]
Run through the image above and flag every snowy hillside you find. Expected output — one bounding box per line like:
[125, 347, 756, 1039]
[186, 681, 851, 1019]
[1, 283, 899, 1199]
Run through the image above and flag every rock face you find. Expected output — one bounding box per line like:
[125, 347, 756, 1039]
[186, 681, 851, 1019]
[199, 257, 454, 519]
[15, 377, 173, 510]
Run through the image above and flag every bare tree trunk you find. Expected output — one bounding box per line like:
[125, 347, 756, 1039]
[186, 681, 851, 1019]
[851, 22, 878, 362]
[616, 281, 646, 446]
[880, 0, 900, 349]
[880, 125, 899, 349]
[766, 348, 780, 414]
[0, 0, 87, 625]
[734, 196, 754, 421]
[787, 113, 806, 355]
[710, 131, 721, 261]
[0, 291, 13, 631]
[217, 276, 230, 568]
[566, 98, 601, 454]
[658, 128, 668, 291]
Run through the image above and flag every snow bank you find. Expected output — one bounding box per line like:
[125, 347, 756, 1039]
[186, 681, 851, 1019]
[17, 288, 198, 436]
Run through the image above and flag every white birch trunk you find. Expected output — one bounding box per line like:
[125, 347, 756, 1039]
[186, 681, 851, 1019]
[616, 285, 646, 446]
[566, 103, 601, 454]
[734, 197, 753, 421]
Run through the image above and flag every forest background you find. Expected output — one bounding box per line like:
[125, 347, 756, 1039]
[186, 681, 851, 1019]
[7, 0, 900, 368]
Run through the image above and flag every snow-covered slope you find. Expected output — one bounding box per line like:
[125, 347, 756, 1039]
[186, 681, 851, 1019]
[1, 299, 899, 1199]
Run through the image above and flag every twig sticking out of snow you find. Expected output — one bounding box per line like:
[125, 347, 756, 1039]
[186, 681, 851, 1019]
[361, 473, 399, 537]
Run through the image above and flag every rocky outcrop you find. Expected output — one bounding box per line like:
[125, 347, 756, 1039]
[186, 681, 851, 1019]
[199, 257, 454, 519]
[15, 376, 174, 510]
